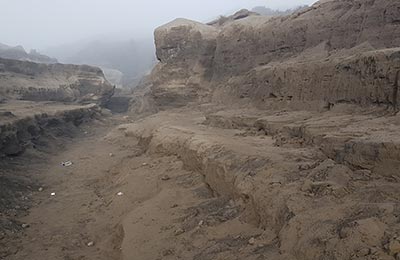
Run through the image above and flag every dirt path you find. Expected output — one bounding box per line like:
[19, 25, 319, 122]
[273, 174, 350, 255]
[4, 114, 269, 260]
[6, 117, 131, 260]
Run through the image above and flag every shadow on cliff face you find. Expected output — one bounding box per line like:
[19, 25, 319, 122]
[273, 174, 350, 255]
[105, 96, 132, 113]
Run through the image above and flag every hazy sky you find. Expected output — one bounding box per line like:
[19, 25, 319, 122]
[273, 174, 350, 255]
[0, 0, 317, 50]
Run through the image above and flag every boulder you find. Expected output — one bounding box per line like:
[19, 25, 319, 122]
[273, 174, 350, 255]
[155, 18, 218, 65]
[132, 19, 218, 111]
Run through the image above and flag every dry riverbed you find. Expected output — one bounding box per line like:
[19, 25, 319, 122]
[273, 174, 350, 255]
[1, 113, 268, 260]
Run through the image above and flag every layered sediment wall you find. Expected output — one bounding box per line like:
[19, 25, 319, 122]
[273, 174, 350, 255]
[0, 103, 102, 157]
[132, 0, 400, 112]
[126, 0, 400, 259]
[0, 58, 115, 106]
[122, 109, 400, 259]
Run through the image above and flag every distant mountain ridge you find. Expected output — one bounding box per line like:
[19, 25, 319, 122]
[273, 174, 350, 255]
[252, 5, 308, 16]
[0, 43, 57, 64]
[46, 38, 156, 88]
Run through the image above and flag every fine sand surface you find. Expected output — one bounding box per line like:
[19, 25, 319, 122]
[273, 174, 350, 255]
[4, 105, 400, 260]
[2, 112, 270, 260]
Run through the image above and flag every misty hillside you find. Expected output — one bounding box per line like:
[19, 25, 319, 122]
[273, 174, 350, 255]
[46, 38, 156, 88]
[252, 5, 308, 16]
[0, 43, 57, 63]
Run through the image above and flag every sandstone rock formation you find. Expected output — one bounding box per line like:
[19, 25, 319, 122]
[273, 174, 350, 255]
[132, 0, 400, 112]
[131, 19, 218, 113]
[212, 0, 400, 110]
[0, 58, 115, 105]
[126, 0, 400, 259]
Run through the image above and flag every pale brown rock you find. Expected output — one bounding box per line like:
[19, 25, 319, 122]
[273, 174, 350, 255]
[0, 58, 114, 106]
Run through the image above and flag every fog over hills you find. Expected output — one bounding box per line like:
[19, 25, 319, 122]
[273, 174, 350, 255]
[0, 43, 57, 64]
[45, 37, 156, 87]
[0, 0, 316, 88]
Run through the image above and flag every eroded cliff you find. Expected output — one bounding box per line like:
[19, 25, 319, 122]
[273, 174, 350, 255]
[132, 0, 400, 112]
[124, 1, 400, 259]
[0, 58, 115, 105]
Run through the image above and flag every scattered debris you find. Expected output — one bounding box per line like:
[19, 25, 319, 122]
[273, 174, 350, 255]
[38, 187, 43, 192]
[87, 241, 95, 247]
[248, 237, 256, 245]
[61, 161, 73, 167]
[257, 243, 265, 248]
[356, 248, 370, 257]
[162, 249, 175, 256]
[198, 220, 204, 226]
[142, 163, 148, 166]
[248, 171, 257, 177]
[50, 192, 56, 196]
[174, 228, 185, 236]
[117, 192, 124, 196]
[109, 153, 114, 157]
[21, 223, 30, 229]
[389, 239, 400, 255]
[161, 175, 171, 181]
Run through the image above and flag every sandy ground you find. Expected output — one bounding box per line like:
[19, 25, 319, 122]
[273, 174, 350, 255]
[1, 113, 270, 260]
[3, 105, 400, 260]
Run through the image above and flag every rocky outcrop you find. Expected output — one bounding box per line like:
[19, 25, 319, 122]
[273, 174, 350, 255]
[131, 19, 218, 113]
[132, 0, 400, 112]
[213, 0, 400, 77]
[122, 108, 400, 260]
[0, 58, 115, 105]
[213, 47, 400, 110]
[122, 1, 400, 259]
[0, 103, 102, 156]
[212, 0, 400, 110]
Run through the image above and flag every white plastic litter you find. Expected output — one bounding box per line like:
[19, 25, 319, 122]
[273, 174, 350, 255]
[61, 161, 73, 167]
[21, 223, 30, 228]
[117, 192, 124, 196]
[50, 192, 56, 196]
